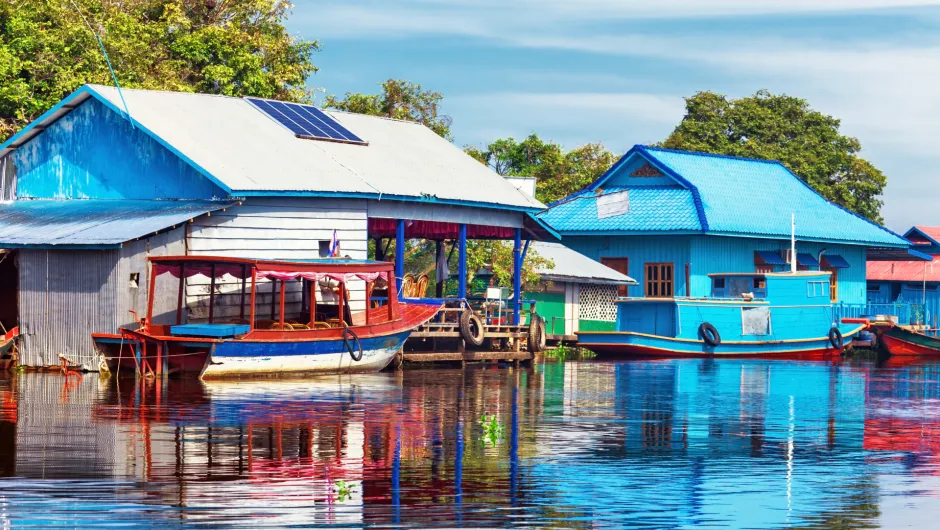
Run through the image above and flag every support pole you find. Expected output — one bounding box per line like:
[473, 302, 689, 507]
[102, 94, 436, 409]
[176, 263, 185, 325]
[435, 240, 444, 298]
[249, 269, 257, 330]
[309, 280, 317, 326]
[146, 262, 157, 326]
[513, 228, 522, 325]
[208, 264, 217, 324]
[278, 280, 287, 329]
[270, 280, 277, 320]
[240, 264, 247, 320]
[396, 219, 406, 294]
[458, 224, 468, 300]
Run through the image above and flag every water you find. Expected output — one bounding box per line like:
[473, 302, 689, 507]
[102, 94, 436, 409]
[2, 358, 940, 528]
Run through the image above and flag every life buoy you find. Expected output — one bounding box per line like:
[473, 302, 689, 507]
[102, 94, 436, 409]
[699, 322, 721, 347]
[828, 327, 844, 350]
[459, 311, 485, 347]
[343, 327, 363, 361]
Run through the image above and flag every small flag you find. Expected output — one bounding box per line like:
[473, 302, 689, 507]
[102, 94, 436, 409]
[330, 229, 341, 257]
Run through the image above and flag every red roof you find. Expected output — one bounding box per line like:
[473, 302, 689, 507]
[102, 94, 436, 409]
[914, 226, 940, 244]
[868, 255, 940, 282]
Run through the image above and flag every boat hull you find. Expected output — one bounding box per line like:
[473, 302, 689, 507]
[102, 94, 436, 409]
[577, 325, 865, 359]
[875, 325, 940, 356]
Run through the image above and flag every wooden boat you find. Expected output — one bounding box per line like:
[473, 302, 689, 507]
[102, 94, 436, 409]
[0, 326, 16, 356]
[92, 256, 440, 378]
[867, 321, 940, 356]
[577, 271, 864, 359]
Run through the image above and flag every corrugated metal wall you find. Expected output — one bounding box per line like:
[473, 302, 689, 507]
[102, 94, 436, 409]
[18, 228, 186, 368]
[564, 236, 692, 298]
[186, 197, 369, 315]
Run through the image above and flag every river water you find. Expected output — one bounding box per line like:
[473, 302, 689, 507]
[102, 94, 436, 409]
[0, 357, 939, 528]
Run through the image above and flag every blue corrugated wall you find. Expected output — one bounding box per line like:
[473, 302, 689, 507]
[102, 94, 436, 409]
[564, 234, 867, 304]
[13, 98, 223, 200]
[868, 280, 940, 326]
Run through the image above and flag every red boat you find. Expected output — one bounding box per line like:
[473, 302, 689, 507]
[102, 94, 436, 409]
[869, 321, 940, 356]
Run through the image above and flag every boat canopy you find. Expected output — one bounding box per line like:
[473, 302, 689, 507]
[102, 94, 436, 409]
[150, 256, 393, 282]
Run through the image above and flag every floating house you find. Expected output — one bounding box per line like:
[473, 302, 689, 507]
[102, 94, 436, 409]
[0, 85, 550, 368]
[524, 242, 636, 339]
[539, 145, 924, 331]
[867, 226, 940, 325]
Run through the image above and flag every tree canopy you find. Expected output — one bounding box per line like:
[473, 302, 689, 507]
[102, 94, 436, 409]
[324, 79, 453, 139]
[466, 134, 617, 205]
[0, 0, 318, 141]
[660, 90, 887, 223]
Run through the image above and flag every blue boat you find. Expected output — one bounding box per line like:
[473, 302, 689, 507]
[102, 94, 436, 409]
[576, 271, 865, 358]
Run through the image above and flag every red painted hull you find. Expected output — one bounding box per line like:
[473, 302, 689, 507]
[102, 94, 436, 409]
[879, 332, 940, 356]
[586, 343, 843, 361]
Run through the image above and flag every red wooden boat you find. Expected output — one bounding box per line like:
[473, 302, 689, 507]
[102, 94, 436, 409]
[868, 321, 940, 356]
[92, 256, 440, 378]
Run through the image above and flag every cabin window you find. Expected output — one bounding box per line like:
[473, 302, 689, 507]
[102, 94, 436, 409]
[742, 307, 771, 335]
[644, 262, 674, 298]
[712, 277, 727, 298]
[601, 258, 630, 296]
[807, 281, 830, 298]
[318, 241, 331, 258]
[129, 273, 140, 289]
[753, 277, 767, 299]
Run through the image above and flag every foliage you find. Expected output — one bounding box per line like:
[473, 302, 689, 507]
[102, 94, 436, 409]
[324, 79, 452, 139]
[465, 240, 553, 290]
[480, 414, 504, 447]
[334, 479, 355, 502]
[659, 90, 887, 223]
[0, 0, 318, 141]
[543, 343, 596, 361]
[466, 134, 618, 204]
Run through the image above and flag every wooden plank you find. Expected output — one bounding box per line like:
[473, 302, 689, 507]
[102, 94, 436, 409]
[402, 351, 533, 362]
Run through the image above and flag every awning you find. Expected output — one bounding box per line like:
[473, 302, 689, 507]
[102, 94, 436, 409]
[797, 253, 819, 267]
[867, 247, 933, 262]
[0, 199, 236, 249]
[755, 250, 786, 266]
[821, 254, 850, 268]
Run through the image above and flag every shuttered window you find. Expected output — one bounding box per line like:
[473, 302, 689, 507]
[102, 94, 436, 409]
[601, 257, 630, 297]
[645, 262, 674, 298]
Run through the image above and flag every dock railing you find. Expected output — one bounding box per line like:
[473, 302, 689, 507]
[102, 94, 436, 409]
[833, 302, 927, 327]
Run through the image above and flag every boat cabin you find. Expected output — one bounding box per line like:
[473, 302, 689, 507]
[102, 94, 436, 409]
[616, 271, 836, 342]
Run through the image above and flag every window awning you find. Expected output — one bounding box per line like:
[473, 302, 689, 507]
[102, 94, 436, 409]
[797, 253, 819, 267]
[754, 250, 786, 266]
[821, 254, 850, 268]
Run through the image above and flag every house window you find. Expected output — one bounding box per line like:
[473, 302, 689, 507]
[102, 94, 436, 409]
[601, 257, 630, 297]
[319, 241, 331, 258]
[826, 268, 838, 302]
[645, 262, 674, 298]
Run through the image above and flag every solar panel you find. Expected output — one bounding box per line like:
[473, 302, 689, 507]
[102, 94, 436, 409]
[244, 97, 366, 145]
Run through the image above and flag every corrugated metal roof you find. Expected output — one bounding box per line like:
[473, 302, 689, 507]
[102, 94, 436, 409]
[62, 85, 542, 212]
[532, 242, 637, 285]
[0, 199, 233, 247]
[542, 145, 909, 247]
[537, 186, 701, 233]
[869, 256, 940, 282]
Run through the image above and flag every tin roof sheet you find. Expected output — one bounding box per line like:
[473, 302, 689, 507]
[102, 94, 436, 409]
[0, 199, 233, 247]
[869, 256, 940, 282]
[532, 242, 637, 285]
[537, 186, 701, 233]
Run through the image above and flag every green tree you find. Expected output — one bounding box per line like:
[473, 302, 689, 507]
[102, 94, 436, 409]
[467, 134, 617, 204]
[324, 79, 452, 139]
[0, 0, 318, 141]
[660, 90, 887, 223]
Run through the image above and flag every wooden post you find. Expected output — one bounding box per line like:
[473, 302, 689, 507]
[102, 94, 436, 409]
[155, 342, 163, 376]
[249, 268, 257, 331]
[365, 282, 372, 325]
[176, 263, 185, 325]
[435, 240, 444, 298]
[240, 264, 247, 320]
[278, 280, 287, 329]
[458, 224, 467, 299]
[208, 264, 217, 323]
[685, 263, 691, 297]
[395, 220, 406, 294]
[146, 262, 157, 326]
[309, 280, 317, 325]
[338, 282, 346, 325]
[388, 267, 399, 320]
[270, 280, 277, 320]
[513, 228, 522, 325]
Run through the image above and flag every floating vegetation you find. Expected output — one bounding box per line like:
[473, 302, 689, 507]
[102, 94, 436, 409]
[544, 344, 596, 361]
[480, 414, 504, 447]
[334, 480, 355, 502]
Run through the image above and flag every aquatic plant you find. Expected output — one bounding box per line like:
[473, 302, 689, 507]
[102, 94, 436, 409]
[544, 344, 597, 361]
[334, 480, 355, 502]
[480, 414, 504, 447]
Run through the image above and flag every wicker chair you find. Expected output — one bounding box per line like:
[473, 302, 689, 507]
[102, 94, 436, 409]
[414, 274, 430, 298]
[401, 274, 416, 298]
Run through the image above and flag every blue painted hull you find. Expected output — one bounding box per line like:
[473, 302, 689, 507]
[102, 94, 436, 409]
[577, 324, 866, 358]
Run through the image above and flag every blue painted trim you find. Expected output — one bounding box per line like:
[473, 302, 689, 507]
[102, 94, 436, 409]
[395, 219, 405, 294]
[521, 239, 531, 263]
[458, 224, 468, 300]
[550, 228, 910, 247]
[525, 213, 561, 241]
[234, 189, 544, 214]
[0, 89, 91, 151]
[904, 226, 940, 249]
[0, 243, 122, 250]
[909, 248, 934, 261]
[634, 146, 710, 232]
[513, 228, 522, 325]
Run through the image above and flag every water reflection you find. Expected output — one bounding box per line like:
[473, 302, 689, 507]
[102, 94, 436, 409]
[1, 358, 940, 527]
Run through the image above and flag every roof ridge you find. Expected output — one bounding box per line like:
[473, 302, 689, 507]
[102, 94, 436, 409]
[643, 145, 783, 165]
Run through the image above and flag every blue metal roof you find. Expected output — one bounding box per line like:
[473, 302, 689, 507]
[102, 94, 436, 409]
[541, 145, 909, 247]
[537, 186, 702, 233]
[0, 199, 234, 248]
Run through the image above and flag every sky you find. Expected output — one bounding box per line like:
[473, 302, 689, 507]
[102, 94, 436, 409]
[286, 1, 940, 233]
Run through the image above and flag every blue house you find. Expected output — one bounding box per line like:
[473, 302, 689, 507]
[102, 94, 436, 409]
[539, 145, 923, 332]
[867, 226, 940, 326]
[0, 84, 549, 367]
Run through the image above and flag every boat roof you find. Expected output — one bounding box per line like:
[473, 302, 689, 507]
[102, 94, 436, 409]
[150, 255, 393, 272]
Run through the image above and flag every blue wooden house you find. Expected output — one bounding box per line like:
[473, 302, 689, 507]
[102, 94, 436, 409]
[867, 226, 940, 326]
[539, 145, 923, 332]
[0, 84, 550, 367]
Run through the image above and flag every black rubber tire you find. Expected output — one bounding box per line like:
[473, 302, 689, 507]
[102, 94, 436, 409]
[699, 322, 721, 347]
[538, 317, 547, 351]
[343, 327, 363, 362]
[828, 327, 844, 350]
[459, 311, 485, 347]
[528, 314, 546, 353]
